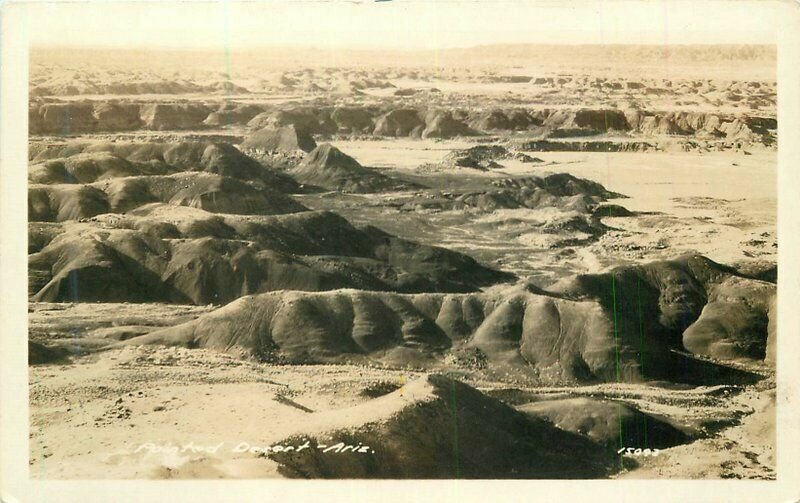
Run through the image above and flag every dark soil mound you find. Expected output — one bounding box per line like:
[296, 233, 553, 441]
[29, 153, 144, 184]
[451, 174, 625, 212]
[29, 141, 300, 193]
[103, 173, 308, 215]
[28, 184, 110, 222]
[518, 397, 691, 452]
[29, 210, 514, 304]
[290, 144, 414, 193]
[93, 102, 142, 131]
[422, 111, 479, 139]
[29, 172, 306, 221]
[330, 106, 377, 133]
[127, 255, 763, 385]
[543, 109, 631, 137]
[203, 103, 264, 127]
[682, 277, 775, 361]
[241, 125, 317, 154]
[29, 341, 71, 365]
[139, 103, 211, 130]
[551, 254, 776, 365]
[593, 204, 635, 217]
[29, 102, 97, 135]
[533, 173, 624, 198]
[267, 375, 612, 478]
[28, 222, 63, 253]
[373, 109, 424, 137]
[444, 145, 510, 170]
[733, 260, 777, 284]
[247, 108, 336, 135]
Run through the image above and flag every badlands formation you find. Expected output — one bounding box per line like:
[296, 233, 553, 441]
[28, 45, 776, 479]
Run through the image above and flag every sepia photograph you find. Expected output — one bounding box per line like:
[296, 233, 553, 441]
[2, 0, 800, 500]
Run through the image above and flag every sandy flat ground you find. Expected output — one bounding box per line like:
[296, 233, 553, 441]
[28, 340, 775, 479]
[323, 141, 776, 276]
[511, 150, 777, 268]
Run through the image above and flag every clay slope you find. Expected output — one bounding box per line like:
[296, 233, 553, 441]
[469, 108, 541, 131]
[29, 173, 306, 221]
[247, 108, 336, 135]
[421, 110, 479, 139]
[372, 109, 424, 137]
[516, 139, 659, 152]
[552, 254, 776, 362]
[241, 125, 317, 155]
[30, 141, 299, 192]
[29, 209, 514, 304]
[518, 397, 690, 452]
[29, 152, 163, 184]
[543, 109, 631, 137]
[127, 254, 770, 383]
[289, 144, 415, 193]
[439, 145, 541, 170]
[203, 103, 264, 127]
[266, 375, 612, 478]
[406, 173, 624, 216]
[28, 99, 777, 146]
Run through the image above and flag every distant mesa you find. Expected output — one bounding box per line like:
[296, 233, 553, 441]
[29, 77, 249, 97]
[516, 139, 659, 153]
[92, 102, 142, 131]
[29, 102, 97, 135]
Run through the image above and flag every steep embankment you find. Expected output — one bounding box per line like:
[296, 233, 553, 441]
[126, 254, 772, 384]
[29, 140, 300, 192]
[29, 99, 776, 147]
[28, 209, 515, 304]
[267, 374, 613, 478]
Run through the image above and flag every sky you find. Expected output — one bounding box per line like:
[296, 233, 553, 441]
[20, 0, 778, 50]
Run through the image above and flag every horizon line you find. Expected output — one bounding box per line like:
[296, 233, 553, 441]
[30, 41, 778, 52]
